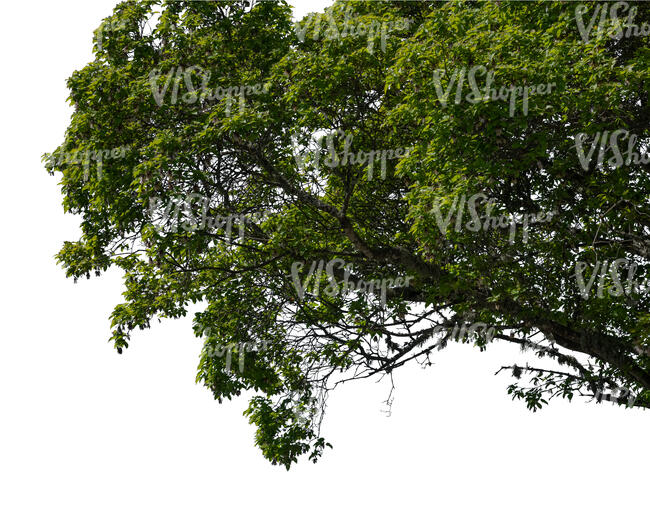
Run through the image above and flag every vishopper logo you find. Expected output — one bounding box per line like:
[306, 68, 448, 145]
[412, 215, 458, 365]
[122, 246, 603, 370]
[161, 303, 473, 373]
[432, 66, 555, 117]
[574, 130, 649, 171]
[575, 2, 650, 44]
[290, 258, 414, 306]
[430, 321, 497, 345]
[148, 193, 270, 240]
[430, 193, 555, 244]
[148, 65, 270, 110]
[575, 258, 649, 299]
[44, 145, 128, 182]
[94, 18, 128, 51]
[591, 385, 637, 408]
[288, 394, 317, 428]
[200, 328, 270, 374]
[291, 130, 413, 180]
[294, 8, 412, 54]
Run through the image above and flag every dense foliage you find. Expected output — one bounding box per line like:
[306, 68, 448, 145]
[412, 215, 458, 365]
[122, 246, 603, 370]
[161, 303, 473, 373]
[46, 0, 650, 467]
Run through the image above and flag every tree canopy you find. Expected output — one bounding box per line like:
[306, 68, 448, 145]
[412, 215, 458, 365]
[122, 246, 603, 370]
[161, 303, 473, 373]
[45, 0, 650, 468]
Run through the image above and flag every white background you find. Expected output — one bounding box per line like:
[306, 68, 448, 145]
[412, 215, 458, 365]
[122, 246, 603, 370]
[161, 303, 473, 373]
[0, 1, 647, 512]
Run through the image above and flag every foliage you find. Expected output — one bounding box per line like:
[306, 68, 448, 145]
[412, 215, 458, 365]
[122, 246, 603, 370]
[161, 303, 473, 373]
[45, 0, 650, 467]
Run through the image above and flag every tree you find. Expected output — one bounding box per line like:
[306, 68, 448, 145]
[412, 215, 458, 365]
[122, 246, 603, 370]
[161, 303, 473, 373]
[45, 0, 650, 468]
